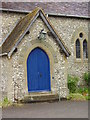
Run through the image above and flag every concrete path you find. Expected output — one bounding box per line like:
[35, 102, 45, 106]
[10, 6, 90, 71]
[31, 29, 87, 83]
[2, 101, 88, 118]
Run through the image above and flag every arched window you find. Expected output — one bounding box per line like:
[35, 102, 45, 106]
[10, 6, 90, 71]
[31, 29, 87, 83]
[83, 39, 88, 58]
[76, 39, 81, 58]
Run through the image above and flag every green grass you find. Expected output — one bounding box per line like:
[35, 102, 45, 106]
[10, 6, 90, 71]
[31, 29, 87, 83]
[0, 97, 24, 108]
[0, 97, 12, 108]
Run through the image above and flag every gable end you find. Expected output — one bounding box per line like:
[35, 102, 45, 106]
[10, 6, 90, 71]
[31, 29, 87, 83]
[0, 7, 71, 58]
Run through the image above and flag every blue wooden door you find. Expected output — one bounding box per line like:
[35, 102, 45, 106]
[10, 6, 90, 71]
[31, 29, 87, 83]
[27, 47, 51, 92]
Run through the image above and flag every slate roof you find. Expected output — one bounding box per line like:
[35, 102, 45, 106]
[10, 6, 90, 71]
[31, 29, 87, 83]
[0, 7, 71, 58]
[0, 2, 89, 18]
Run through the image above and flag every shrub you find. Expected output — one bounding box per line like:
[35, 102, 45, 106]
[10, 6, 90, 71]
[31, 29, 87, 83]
[77, 87, 88, 93]
[67, 93, 86, 101]
[83, 72, 90, 86]
[67, 75, 79, 93]
[85, 95, 90, 100]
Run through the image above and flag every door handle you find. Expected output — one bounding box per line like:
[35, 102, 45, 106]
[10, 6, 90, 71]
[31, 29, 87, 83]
[40, 73, 42, 77]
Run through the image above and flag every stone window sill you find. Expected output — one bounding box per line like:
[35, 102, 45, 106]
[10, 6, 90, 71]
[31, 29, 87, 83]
[75, 58, 82, 63]
[83, 59, 88, 63]
[74, 58, 88, 63]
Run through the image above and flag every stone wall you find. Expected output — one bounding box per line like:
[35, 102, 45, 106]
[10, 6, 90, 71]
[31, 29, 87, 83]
[0, 12, 69, 101]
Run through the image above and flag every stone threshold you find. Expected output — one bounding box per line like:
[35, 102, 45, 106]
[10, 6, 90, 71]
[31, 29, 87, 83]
[21, 92, 59, 103]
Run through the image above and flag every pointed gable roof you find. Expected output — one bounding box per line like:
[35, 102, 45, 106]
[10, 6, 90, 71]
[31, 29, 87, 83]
[0, 7, 71, 58]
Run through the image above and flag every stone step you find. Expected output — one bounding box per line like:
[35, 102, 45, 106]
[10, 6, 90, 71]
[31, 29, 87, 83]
[21, 92, 59, 103]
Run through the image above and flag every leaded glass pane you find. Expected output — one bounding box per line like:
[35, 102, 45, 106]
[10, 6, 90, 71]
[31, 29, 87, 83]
[76, 39, 81, 58]
[83, 39, 88, 58]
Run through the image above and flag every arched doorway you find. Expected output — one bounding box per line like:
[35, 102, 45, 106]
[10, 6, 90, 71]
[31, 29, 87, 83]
[27, 47, 51, 92]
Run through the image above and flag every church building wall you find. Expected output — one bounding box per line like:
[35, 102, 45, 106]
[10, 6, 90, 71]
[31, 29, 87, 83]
[0, 12, 89, 101]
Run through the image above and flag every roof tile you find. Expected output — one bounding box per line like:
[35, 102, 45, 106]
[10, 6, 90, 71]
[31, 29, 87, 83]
[1, 2, 89, 17]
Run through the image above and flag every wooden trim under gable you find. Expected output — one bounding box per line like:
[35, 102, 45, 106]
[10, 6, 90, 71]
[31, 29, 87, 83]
[8, 12, 39, 58]
[39, 9, 70, 57]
